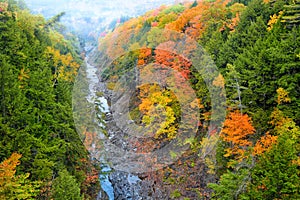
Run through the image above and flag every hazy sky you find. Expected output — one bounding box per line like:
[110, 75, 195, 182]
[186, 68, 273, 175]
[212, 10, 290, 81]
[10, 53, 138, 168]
[24, 0, 178, 38]
[24, 0, 176, 18]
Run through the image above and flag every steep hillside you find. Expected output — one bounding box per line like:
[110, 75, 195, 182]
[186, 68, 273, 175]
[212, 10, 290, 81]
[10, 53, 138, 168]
[0, 0, 100, 199]
[91, 0, 300, 199]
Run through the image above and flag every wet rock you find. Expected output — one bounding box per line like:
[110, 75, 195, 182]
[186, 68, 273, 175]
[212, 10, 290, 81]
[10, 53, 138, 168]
[97, 187, 109, 200]
[109, 171, 156, 200]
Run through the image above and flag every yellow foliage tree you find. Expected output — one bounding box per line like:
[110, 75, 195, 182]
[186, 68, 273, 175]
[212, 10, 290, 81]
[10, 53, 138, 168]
[0, 153, 40, 199]
[267, 11, 283, 31]
[18, 68, 30, 89]
[45, 47, 80, 84]
[138, 84, 178, 140]
[276, 87, 291, 105]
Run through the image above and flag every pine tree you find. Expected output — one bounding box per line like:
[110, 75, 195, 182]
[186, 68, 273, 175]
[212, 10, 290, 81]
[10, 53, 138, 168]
[51, 169, 83, 200]
[245, 121, 300, 199]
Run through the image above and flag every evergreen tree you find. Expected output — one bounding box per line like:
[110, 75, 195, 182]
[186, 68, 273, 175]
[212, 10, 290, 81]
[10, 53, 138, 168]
[0, 1, 99, 198]
[52, 169, 83, 200]
[245, 121, 300, 199]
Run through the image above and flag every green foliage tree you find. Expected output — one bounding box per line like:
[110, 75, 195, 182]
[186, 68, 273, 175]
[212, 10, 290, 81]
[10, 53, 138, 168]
[209, 168, 250, 200]
[281, 0, 300, 29]
[1, 0, 299, 198]
[0, 1, 98, 199]
[244, 120, 300, 199]
[52, 169, 83, 200]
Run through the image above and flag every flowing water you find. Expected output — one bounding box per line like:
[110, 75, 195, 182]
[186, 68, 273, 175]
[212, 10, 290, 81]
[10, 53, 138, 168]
[85, 57, 114, 200]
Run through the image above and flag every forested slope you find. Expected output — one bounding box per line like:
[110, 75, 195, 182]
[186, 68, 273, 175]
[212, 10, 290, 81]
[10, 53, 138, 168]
[93, 0, 300, 199]
[0, 0, 299, 199]
[0, 1, 99, 199]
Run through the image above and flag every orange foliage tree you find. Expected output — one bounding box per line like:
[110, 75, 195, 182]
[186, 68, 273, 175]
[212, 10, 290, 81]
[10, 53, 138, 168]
[253, 132, 278, 156]
[154, 49, 192, 79]
[166, 0, 232, 38]
[0, 153, 40, 199]
[220, 111, 255, 160]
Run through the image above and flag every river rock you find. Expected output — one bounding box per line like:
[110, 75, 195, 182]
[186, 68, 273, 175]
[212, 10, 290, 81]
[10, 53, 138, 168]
[109, 171, 158, 200]
[97, 188, 109, 200]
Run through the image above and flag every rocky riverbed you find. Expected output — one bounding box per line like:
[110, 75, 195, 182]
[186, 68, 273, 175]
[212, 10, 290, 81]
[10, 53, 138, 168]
[88, 49, 216, 200]
[87, 50, 170, 199]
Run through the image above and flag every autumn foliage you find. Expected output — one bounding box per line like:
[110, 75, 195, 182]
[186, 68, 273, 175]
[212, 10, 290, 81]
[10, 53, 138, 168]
[253, 132, 278, 156]
[221, 111, 255, 159]
[45, 46, 80, 83]
[91, 0, 300, 198]
[166, 0, 239, 38]
[0, 153, 39, 199]
[154, 49, 192, 79]
[138, 84, 179, 140]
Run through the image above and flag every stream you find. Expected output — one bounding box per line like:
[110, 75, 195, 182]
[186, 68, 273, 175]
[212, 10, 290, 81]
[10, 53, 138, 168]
[85, 56, 114, 200]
